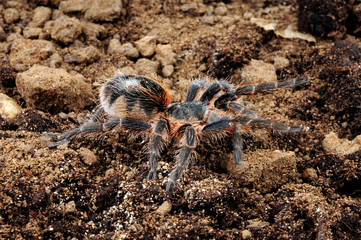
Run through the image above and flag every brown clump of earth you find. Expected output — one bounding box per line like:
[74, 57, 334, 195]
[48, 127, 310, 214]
[1, 1, 361, 239]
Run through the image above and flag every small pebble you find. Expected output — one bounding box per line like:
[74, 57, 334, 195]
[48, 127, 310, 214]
[135, 58, 159, 75]
[214, 5, 227, 16]
[155, 201, 172, 215]
[273, 56, 290, 70]
[30, 6, 52, 27]
[155, 44, 176, 67]
[4, 8, 20, 24]
[51, 15, 82, 45]
[0, 93, 22, 120]
[302, 168, 318, 181]
[135, 36, 157, 57]
[241, 59, 277, 85]
[241, 230, 252, 239]
[78, 147, 98, 166]
[162, 65, 174, 77]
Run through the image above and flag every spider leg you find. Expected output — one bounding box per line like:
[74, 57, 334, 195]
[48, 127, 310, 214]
[232, 124, 243, 164]
[235, 77, 309, 96]
[166, 125, 197, 193]
[185, 80, 209, 102]
[88, 105, 105, 123]
[201, 118, 243, 164]
[214, 97, 261, 120]
[147, 118, 170, 180]
[48, 118, 151, 147]
[200, 80, 233, 104]
[232, 117, 303, 133]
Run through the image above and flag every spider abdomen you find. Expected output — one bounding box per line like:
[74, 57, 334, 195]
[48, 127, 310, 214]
[100, 75, 171, 119]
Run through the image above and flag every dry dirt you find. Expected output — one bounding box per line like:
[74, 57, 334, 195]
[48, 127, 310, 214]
[1, 0, 361, 239]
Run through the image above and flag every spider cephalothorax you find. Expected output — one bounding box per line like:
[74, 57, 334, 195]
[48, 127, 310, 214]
[49, 75, 309, 192]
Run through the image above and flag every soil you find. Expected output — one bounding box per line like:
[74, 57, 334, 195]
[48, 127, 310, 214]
[1, 0, 361, 239]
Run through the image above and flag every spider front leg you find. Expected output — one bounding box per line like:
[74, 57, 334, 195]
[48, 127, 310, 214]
[235, 77, 309, 95]
[147, 118, 170, 180]
[233, 117, 303, 133]
[166, 125, 197, 193]
[200, 80, 233, 103]
[185, 80, 209, 102]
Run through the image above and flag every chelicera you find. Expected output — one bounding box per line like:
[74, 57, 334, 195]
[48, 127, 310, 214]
[48, 75, 309, 192]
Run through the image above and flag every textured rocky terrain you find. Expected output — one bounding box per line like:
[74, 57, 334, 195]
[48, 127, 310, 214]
[0, 0, 361, 239]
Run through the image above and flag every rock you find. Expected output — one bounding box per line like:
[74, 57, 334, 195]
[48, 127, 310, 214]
[9, 38, 54, 71]
[155, 44, 176, 67]
[49, 53, 63, 68]
[246, 219, 270, 230]
[135, 36, 157, 57]
[241, 230, 252, 239]
[201, 16, 215, 25]
[81, 21, 106, 40]
[39, 20, 55, 39]
[29, 6, 52, 27]
[16, 65, 94, 113]
[0, 93, 22, 120]
[155, 201, 172, 215]
[0, 26, 7, 41]
[23, 27, 42, 39]
[72, 46, 101, 64]
[51, 16, 82, 45]
[273, 56, 290, 70]
[302, 168, 318, 181]
[64, 201, 76, 213]
[134, 58, 159, 75]
[184, 178, 231, 210]
[162, 65, 174, 77]
[118, 42, 139, 59]
[78, 147, 98, 166]
[214, 5, 227, 16]
[220, 16, 235, 26]
[226, 150, 298, 193]
[4, 8, 19, 24]
[322, 131, 361, 156]
[241, 59, 277, 85]
[84, 0, 122, 22]
[118, 66, 138, 76]
[59, 0, 88, 13]
[108, 39, 139, 59]
[107, 38, 121, 54]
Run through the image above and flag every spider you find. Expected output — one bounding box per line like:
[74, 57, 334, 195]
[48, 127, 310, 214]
[48, 74, 309, 193]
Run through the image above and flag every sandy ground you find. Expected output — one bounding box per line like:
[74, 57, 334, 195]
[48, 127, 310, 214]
[1, 0, 361, 239]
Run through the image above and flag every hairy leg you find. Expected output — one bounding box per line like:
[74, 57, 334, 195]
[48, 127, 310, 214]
[166, 125, 197, 193]
[147, 118, 170, 180]
[88, 105, 105, 123]
[200, 80, 233, 103]
[185, 80, 209, 102]
[48, 118, 151, 147]
[215, 99, 261, 120]
[235, 77, 309, 96]
[233, 117, 303, 133]
[214, 77, 309, 109]
[232, 124, 243, 164]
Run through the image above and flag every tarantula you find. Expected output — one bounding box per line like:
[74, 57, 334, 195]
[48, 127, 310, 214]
[48, 75, 309, 192]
